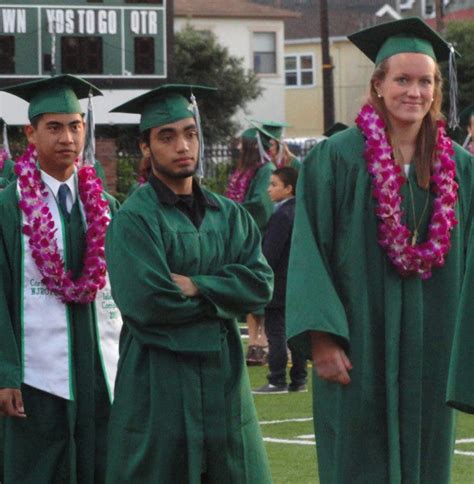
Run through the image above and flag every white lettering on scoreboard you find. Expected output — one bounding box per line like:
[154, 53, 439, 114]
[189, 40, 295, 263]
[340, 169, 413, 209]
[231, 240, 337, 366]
[44, 9, 158, 36]
[46, 9, 118, 35]
[0, 8, 26, 34]
[130, 10, 158, 35]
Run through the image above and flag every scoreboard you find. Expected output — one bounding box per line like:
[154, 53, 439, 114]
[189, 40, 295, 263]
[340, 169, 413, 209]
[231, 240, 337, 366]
[0, 1, 171, 88]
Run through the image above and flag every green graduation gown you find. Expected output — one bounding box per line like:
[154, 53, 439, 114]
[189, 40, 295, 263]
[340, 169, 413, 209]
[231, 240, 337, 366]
[286, 127, 474, 484]
[0, 159, 16, 190]
[242, 162, 275, 234]
[105, 181, 273, 484]
[0, 182, 118, 484]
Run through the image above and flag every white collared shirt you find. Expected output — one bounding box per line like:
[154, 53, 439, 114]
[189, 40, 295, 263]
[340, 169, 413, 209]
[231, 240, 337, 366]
[274, 196, 294, 212]
[41, 170, 77, 213]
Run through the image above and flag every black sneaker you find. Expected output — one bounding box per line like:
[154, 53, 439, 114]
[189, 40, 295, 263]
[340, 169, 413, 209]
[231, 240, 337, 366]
[252, 383, 288, 394]
[288, 383, 308, 393]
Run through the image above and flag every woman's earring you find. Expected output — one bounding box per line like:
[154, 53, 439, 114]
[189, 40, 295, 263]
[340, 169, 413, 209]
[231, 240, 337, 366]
[377, 92, 382, 98]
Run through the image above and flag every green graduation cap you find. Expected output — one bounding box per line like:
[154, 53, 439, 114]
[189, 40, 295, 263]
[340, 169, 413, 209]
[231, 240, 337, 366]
[110, 84, 216, 133]
[323, 122, 349, 137]
[2, 74, 102, 121]
[348, 17, 459, 65]
[251, 120, 290, 142]
[459, 104, 474, 127]
[241, 127, 257, 140]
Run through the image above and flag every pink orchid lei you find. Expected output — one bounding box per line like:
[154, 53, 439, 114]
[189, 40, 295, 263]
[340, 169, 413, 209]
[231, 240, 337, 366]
[225, 166, 258, 203]
[15, 144, 110, 303]
[356, 103, 458, 279]
[0, 148, 8, 171]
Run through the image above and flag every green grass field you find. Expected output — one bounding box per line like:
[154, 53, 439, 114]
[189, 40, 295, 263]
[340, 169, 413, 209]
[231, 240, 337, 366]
[248, 365, 474, 483]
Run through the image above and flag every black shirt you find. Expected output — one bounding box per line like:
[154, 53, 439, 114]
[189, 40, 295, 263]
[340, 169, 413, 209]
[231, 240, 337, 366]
[148, 174, 219, 229]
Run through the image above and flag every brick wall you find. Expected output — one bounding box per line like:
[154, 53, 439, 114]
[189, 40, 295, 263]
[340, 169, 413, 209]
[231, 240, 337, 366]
[96, 138, 118, 193]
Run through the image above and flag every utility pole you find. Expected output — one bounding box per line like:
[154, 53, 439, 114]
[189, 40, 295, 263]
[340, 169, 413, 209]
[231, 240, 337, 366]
[320, 0, 334, 131]
[435, 0, 445, 32]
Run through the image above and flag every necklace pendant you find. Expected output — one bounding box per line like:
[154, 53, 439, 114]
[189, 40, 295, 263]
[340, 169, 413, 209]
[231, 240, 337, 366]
[411, 230, 418, 246]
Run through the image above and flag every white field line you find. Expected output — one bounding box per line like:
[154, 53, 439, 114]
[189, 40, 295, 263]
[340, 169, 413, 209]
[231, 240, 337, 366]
[263, 437, 315, 446]
[456, 438, 474, 444]
[260, 417, 313, 425]
[455, 438, 474, 456]
[261, 420, 474, 457]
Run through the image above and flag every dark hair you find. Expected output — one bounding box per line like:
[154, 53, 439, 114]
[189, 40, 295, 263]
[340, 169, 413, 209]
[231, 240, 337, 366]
[138, 156, 152, 179]
[30, 114, 44, 128]
[140, 128, 151, 146]
[238, 136, 261, 170]
[273, 166, 298, 195]
[29, 112, 85, 129]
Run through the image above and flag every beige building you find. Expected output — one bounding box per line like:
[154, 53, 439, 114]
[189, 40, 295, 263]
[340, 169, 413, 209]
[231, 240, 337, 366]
[284, 37, 374, 138]
[283, 3, 398, 138]
[175, 0, 298, 127]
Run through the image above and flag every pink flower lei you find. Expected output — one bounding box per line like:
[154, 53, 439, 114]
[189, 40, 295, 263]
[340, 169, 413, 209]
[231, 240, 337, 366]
[0, 147, 8, 171]
[15, 144, 110, 303]
[356, 103, 458, 280]
[225, 166, 259, 203]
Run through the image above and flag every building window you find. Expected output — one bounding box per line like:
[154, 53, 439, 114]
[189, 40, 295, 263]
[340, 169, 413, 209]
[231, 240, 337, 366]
[0, 36, 15, 74]
[61, 37, 103, 74]
[135, 37, 155, 74]
[253, 32, 276, 74]
[285, 54, 314, 87]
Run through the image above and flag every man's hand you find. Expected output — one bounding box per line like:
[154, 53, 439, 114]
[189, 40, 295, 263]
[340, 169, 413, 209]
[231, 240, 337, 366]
[0, 388, 26, 417]
[311, 331, 352, 385]
[171, 273, 199, 297]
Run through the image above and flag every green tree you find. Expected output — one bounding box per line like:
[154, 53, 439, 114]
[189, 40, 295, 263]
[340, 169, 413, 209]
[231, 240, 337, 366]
[441, 21, 474, 140]
[173, 25, 262, 144]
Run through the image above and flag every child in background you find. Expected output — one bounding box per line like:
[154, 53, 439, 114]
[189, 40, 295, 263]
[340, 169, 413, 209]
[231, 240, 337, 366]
[253, 167, 307, 393]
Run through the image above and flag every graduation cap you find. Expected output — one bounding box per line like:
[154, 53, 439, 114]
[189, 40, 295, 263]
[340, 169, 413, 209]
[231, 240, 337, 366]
[348, 17, 458, 65]
[241, 127, 257, 140]
[2, 74, 102, 122]
[348, 17, 461, 128]
[248, 120, 291, 165]
[250, 119, 291, 144]
[110, 84, 216, 133]
[459, 103, 474, 127]
[323, 122, 349, 138]
[111, 84, 216, 178]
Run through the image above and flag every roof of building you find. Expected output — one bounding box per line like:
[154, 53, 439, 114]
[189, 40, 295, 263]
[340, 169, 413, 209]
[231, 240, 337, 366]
[426, 8, 474, 27]
[285, 3, 474, 42]
[285, 0, 402, 40]
[174, 0, 299, 19]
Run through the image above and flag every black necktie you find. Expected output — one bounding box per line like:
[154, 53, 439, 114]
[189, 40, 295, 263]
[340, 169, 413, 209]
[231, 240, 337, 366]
[58, 183, 70, 218]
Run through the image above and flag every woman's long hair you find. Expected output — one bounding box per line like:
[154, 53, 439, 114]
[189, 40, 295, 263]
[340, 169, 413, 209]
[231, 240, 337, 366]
[368, 57, 443, 190]
[238, 137, 261, 171]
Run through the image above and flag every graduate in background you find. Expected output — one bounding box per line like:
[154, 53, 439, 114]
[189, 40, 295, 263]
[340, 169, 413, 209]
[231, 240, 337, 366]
[252, 120, 301, 170]
[253, 166, 307, 394]
[286, 17, 474, 483]
[322, 122, 349, 138]
[0, 75, 121, 483]
[459, 103, 474, 155]
[225, 127, 274, 366]
[0, 119, 16, 191]
[106, 84, 273, 483]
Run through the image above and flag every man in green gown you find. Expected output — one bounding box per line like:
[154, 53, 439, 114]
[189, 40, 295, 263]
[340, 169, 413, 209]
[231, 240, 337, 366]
[0, 75, 121, 483]
[106, 85, 273, 483]
[286, 18, 474, 484]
